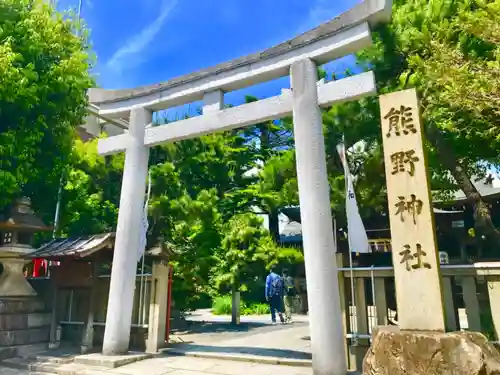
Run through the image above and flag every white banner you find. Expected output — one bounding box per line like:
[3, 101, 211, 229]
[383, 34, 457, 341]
[138, 171, 152, 262]
[337, 143, 371, 253]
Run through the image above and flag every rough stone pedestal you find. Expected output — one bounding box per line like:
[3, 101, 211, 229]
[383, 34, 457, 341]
[0, 297, 50, 360]
[0, 258, 37, 297]
[363, 326, 500, 375]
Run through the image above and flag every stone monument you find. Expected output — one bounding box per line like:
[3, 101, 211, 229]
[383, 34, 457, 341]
[379, 88, 446, 331]
[363, 89, 500, 374]
[0, 198, 52, 358]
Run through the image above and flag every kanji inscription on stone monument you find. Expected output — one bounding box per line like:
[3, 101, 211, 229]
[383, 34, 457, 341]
[395, 194, 423, 224]
[390, 150, 419, 176]
[384, 105, 417, 137]
[399, 244, 431, 271]
[379, 88, 445, 332]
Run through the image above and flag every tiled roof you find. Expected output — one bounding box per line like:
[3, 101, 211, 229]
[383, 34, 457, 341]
[27, 233, 114, 259]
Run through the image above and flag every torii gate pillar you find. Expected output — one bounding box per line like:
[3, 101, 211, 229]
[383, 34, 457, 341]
[291, 59, 346, 375]
[102, 108, 150, 355]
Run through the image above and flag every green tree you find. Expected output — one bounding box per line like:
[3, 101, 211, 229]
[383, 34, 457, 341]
[241, 149, 300, 240]
[237, 96, 295, 241]
[353, 0, 500, 244]
[212, 214, 269, 296]
[211, 213, 302, 322]
[146, 123, 303, 310]
[147, 131, 256, 310]
[161, 189, 223, 311]
[58, 138, 123, 236]
[0, 0, 93, 214]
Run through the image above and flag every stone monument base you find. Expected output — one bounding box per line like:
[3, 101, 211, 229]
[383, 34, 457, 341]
[363, 326, 500, 375]
[0, 297, 50, 359]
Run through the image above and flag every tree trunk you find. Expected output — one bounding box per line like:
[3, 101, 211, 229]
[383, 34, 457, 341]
[425, 126, 500, 247]
[259, 124, 270, 160]
[231, 284, 240, 325]
[268, 209, 280, 243]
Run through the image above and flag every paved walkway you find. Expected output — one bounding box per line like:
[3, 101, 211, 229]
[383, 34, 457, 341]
[0, 368, 25, 375]
[0, 356, 361, 375]
[0, 311, 344, 375]
[185, 309, 309, 324]
[169, 323, 311, 365]
[107, 356, 313, 375]
[173, 310, 309, 344]
[169, 311, 311, 365]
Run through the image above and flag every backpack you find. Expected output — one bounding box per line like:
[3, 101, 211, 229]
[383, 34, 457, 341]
[270, 275, 283, 297]
[284, 276, 296, 297]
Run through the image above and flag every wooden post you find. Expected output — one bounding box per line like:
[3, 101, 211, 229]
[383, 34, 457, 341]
[355, 279, 369, 336]
[48, 283, 59, 349]
[460, 243, 467, 263]
[487, 275, 500, 341]
[442, 277, 458, 331]
[146, 261, 170, 354]
[231, 286, 241, 325]
[354, 278, 369, 371]
[374, 278, 388, 326]
[461, 276, 481, 332]
[81, 261, 99, 354]
[335, 253, 349, 369]
[165, 265, 173, 343]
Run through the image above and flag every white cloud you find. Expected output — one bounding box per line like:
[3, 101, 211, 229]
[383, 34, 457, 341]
[297, 0, 346, 34]
[105, 0, 178, 76]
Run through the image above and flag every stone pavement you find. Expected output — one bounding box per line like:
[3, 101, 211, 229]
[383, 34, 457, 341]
[0, 312, 350, 374]
[105, 356, 313, 375]
[0, 354, 360, 375]
[185, 309, 309, 324]
[173, 310, 309, 343]
[0, 356, 360, 375]
[0, 321, 359, 375]
[0, 320, 314, 374]
[168, 323, 311, 366]
[0, 356, 309, 375]
[0, 368, 25, 375]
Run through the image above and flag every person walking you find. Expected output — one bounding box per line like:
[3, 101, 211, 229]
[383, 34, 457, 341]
[265, 267, 285, 324]
[282, 269, 295, 323]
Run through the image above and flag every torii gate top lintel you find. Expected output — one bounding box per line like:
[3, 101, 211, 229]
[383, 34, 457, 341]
[89, 0, 392, 120]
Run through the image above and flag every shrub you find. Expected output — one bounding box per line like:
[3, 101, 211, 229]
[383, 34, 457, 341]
[212, 295, 245, 315]
[212, 295, 269, 316]
[243, 303, 269, 316]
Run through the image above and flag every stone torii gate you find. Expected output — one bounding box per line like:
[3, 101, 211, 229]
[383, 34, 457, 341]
[89, 1, 392, 374]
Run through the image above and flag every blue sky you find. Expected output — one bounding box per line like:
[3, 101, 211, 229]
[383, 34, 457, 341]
[58, 0, 360, 112]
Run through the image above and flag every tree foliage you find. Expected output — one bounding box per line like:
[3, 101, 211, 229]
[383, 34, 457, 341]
[212, 213, 302, 293]
[0, 0, 93, 213]
[58, 138, 123, 236]
[353, 0, 500, 244]
[145, 130, 301, 310]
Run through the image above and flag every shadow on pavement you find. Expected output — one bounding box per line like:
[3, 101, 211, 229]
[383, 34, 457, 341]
[165, 343, 312, 360]
[171, 321, 303, 335]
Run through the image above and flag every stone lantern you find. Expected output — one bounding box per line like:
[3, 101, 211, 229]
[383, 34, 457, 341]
[0, 197, 51, 296]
